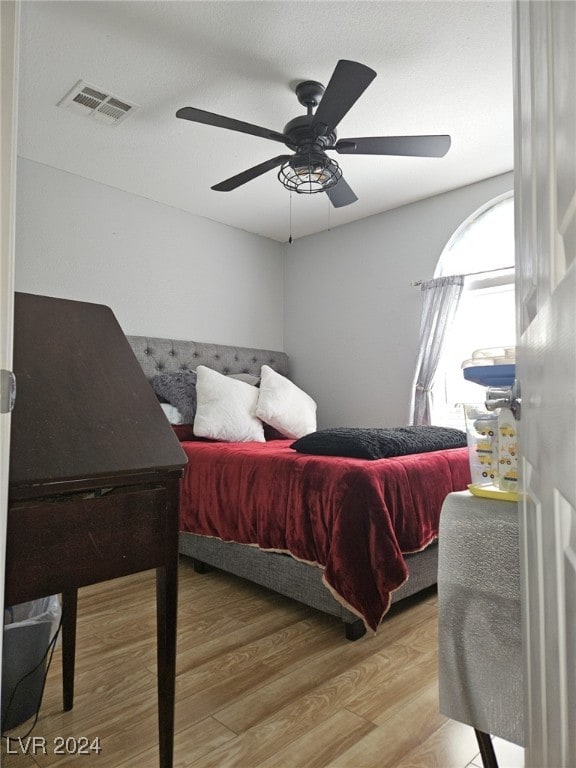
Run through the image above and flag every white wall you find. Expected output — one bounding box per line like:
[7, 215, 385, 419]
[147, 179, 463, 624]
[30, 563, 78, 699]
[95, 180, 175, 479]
[283, 171, 514, 428]
[15, 159, 284, 349]
[15, 160, 514, 426]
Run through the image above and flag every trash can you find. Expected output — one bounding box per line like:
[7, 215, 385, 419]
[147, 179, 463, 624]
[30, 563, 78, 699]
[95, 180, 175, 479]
[2, 595, 61, 732]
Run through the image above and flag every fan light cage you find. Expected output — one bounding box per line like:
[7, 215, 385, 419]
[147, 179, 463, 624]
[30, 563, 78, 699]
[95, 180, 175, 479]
[278, 151, 342, 194]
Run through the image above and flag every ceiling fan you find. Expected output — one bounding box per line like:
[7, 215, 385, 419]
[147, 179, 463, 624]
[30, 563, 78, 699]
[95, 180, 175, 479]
[176, 59, 451, 208]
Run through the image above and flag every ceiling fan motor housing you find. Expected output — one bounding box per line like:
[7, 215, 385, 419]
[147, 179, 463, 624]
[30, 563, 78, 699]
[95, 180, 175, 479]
[282, 115, 336, 152]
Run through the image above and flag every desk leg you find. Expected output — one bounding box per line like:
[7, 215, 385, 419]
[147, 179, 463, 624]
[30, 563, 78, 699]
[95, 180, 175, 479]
[61, 588, 78, 711]
[156, 565, 177, 768]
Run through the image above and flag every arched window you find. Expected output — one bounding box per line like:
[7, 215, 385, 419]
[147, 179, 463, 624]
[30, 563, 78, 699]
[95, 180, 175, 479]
[431, 191, 515, 427]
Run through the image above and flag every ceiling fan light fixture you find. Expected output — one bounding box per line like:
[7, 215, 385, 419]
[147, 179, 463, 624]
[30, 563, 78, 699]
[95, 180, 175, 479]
[278, 151, 342, 194]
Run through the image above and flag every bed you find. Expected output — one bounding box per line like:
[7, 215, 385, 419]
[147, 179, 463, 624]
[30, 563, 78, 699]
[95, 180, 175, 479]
[127, 334, 471, 639]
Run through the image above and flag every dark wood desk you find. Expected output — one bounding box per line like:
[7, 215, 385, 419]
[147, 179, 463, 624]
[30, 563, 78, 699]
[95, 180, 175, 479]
[6, 293, 187, 768]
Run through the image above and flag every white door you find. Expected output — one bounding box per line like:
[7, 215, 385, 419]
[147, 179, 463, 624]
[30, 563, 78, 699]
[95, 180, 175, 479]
[0, 0, 19, 697]
[514, 0, 576, 765]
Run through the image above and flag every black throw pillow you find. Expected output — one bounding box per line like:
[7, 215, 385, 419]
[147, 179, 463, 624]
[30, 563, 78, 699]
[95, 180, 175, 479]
[291, 426, 467, 460]
[151, 370, 197, 425]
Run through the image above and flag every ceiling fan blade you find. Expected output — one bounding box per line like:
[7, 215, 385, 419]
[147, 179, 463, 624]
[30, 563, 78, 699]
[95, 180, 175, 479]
[312, 60, 376, 131]
[334, 135, 452, 157]
[325, 176, 358, 208]
[211, 155, 292, 192]
[176, 107, 288, 144]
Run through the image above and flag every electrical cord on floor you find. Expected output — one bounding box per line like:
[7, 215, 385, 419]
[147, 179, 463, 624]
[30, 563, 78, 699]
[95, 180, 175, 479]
[1, 612, 63, 737]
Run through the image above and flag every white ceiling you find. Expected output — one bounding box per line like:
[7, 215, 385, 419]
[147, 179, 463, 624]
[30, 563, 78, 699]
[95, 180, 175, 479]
[17, 1, 514, 243]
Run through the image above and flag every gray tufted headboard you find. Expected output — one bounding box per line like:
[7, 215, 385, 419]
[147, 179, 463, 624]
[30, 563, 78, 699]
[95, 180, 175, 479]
[126, 335, 289, 381]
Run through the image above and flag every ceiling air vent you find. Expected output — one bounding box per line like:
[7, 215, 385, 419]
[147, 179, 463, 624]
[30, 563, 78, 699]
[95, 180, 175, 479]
[57, 80, 139, 126]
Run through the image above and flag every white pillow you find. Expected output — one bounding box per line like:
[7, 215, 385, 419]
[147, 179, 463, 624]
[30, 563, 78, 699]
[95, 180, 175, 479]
[256, 365, 317, 439]
[193, 366, 265, 442]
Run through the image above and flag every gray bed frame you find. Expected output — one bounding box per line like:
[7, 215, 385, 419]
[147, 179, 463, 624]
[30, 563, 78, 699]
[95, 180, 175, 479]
[127, 334, 438, 640]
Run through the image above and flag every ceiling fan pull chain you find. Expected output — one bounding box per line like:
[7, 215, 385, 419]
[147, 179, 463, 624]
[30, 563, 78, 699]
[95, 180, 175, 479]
[288, 191, 293, 244]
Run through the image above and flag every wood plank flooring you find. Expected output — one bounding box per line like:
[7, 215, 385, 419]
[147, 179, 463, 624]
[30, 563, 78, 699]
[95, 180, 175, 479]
[1, 558, 524, 767]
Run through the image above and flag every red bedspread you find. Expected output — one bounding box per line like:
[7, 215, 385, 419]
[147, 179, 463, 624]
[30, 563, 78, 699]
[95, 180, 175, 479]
[179, 439, 470, 631]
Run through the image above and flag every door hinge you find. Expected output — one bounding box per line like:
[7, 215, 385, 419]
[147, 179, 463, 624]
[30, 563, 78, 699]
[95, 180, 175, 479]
[0, 369, 16, 414]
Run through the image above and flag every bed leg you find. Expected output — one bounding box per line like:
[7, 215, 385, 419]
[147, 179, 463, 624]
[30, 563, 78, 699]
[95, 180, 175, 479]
[344, 619, 366, 641]
[192, 558, 211, 574]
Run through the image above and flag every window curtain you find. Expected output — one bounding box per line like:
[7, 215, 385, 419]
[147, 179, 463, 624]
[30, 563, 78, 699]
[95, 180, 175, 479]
[410, 275, 464, 425]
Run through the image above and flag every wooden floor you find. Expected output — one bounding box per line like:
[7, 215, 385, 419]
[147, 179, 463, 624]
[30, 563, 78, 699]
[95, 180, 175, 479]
[2, 558, 524, 767]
